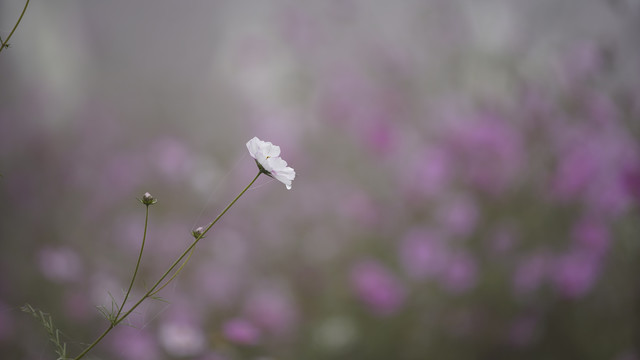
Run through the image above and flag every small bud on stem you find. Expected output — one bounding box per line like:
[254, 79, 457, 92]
[191, 227, 205, 239]
[139, 192, 157, 206]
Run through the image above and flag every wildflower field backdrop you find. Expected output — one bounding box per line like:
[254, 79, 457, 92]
[1, 0, 639, 359]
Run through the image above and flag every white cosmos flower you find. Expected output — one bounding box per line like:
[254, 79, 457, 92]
[246, 137, 296, 190]
[246, 137, 281, 165]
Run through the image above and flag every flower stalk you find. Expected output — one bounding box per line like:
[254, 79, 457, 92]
[72, 171, 262, 360]
[113, 199, 152, 322]
[0, 0, 30, 53]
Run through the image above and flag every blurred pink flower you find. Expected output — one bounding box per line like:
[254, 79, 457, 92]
[444, 112, 524, 195]
[37, 246, 82, 283]
[341, 190, 381, 227]
[550, 118, 639, 216]
[363, 119, 397, 154]
[110, 326, 159, 360]
[102, 154, 145, 197]
[399, 228, 448, 280]
[316, 67, 401, 154]
[551, 252, 601, 299]
[551, 142, 597, 200]
[244, 284, 299, 336]
[350, 259, 406, 316]
[571, 217, 610, 257]
[222, 318, 261, 345]
[403, 145, 453, 200]
[152, 137, 193, 181]
[195, 263, 243, 308]
[436, 195, 479, 237]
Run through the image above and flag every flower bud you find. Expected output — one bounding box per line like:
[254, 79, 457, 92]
[191, 227, 205, 239]
[139, 192, 157, 206]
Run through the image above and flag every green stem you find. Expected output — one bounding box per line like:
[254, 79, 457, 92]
[0, 0, 30, 53]
[144, 171, 260, 298]
[72, 324, 113, 360]
[114, 204, 150, 322]
[73, 172, 261, 360]
[150, 248, 193, 297]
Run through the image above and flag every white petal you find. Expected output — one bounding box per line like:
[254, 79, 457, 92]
[262, 142, 281, 158]
[246, 137, 281, 165]
[266, 157, 296, 189]
[246, 137, 262, 159]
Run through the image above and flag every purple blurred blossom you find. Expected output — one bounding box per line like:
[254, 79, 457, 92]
[350, 259, 406, 316]
[222, 318, 261, 345]
[244, 284, 299, 336]
[102, 153, 145, 195]
[110, 326, 160, 360]
[399, 228, 448, 280]
[551, 252, 601, 299]
[440, 252, 478, 294]
[551, 139, 597, 201]
[318, 68, 372, 127]
[403, 145, 453, 200]
[317, 67, 402, 154]
[436, 195, 479, 237]
[210, 228, 251, 266]
[151, 137, 194, 181]
[362, 119, 398, 154]
[37, 246, 82, 283]
[550, 117, 639, 215]
[571, 217, 610, 257]
[444, 113, 524, 194]
[195, 263, 243, 308]
[341, 190, 381, 228]
[112, 214, 147, 253]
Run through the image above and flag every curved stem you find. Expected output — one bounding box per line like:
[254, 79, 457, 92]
[142, 171, 260, 298]
[0, 0, 30, 53]
[73, 172, 261, 360]
[72, 324, 113, 360]
[150, 248, 194, 297]
[114, 204, 150, 322]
